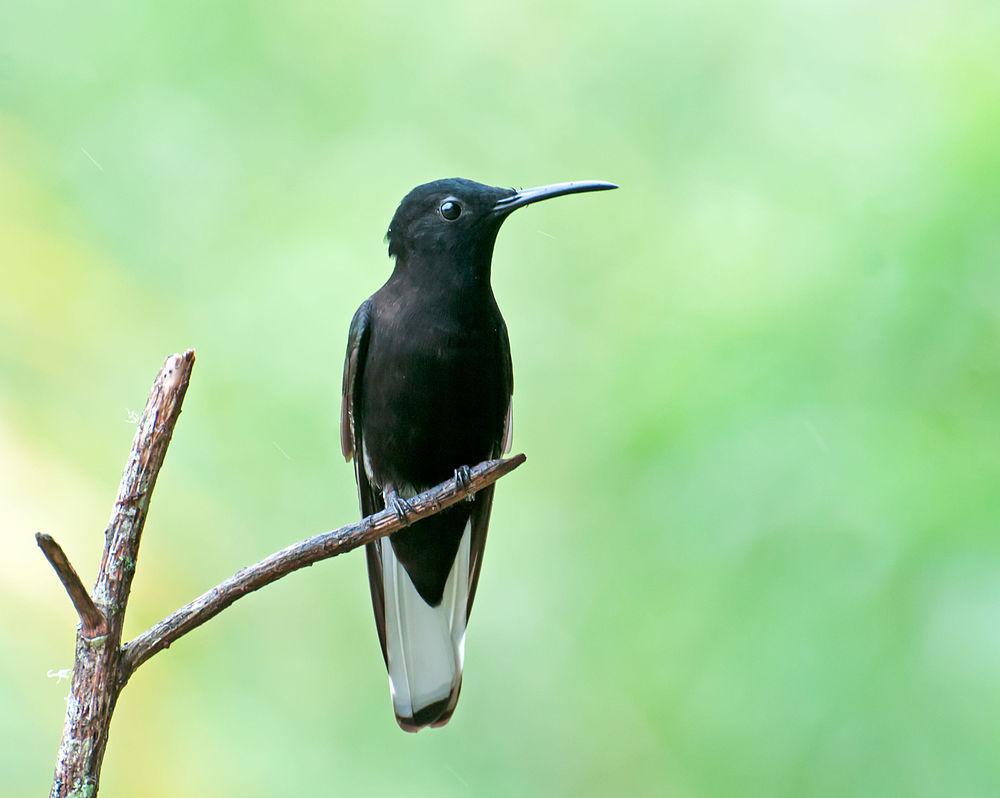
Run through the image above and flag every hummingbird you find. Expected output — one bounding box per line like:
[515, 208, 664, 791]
[340, 177, 617, 731]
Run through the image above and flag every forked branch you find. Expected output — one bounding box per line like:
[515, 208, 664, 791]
[40, 350, 525, 798]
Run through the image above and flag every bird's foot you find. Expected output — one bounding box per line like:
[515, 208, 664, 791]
[453, 465, 475, 502]
[383, 484, 414, 526]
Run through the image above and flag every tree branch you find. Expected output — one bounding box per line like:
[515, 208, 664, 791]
[93, 349, 195, 622]
[35, 533, 107, 638]
[121, 453, 524, 674]
[41, 350, 526, 798]
[46, 350, 195, 798]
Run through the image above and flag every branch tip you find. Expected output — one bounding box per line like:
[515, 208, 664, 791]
[36, 532, 108, 638]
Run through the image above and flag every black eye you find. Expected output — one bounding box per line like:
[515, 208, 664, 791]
[439, 199, 462, 221]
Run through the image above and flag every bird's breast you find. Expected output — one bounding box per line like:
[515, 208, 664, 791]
[359, 299, 507, 489]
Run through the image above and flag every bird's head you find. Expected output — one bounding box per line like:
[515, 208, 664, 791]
[385, 177, 617, 271]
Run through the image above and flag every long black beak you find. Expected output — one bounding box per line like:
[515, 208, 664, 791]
[492, 180, 618, 215]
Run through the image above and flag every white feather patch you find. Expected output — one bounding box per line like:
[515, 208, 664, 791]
[380, 520, 471, 720]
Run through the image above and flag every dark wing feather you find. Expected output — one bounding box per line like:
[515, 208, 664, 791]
[499, 313, 514, 454]
[341, 299, 373, 462]
[466, 484, 495, 619]
[466, 316, 514, 618]
[340, 299, 389, 664]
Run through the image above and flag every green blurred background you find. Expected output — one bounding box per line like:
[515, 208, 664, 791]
[2, 1, 999, 795]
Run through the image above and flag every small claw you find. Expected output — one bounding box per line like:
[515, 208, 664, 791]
[390, 496, 414, 526]
[383, 485, 414, 527]
[453, 465, 475, 501]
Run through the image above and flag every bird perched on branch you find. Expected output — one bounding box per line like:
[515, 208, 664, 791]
[341, 177, 617, 731]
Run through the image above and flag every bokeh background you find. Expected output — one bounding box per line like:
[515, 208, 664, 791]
[2, 1, 999, 795]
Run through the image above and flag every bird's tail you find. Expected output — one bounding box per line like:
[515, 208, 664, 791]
[377, 522, 471, 731]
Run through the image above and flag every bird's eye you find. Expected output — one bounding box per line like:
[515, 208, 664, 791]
[439, 200, 462, 221]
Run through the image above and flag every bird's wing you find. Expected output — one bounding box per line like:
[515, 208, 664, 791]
[466, 484, 494, 619]
[466, 316, 514, 618]
[340, 299, 390, 663]
[341, 299, 373, 462]
[499, 314, 514, 455]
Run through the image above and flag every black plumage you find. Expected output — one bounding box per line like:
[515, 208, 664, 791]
[341, 177, 616, 731]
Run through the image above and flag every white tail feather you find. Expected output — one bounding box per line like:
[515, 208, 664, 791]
[379, 521, 470, 723]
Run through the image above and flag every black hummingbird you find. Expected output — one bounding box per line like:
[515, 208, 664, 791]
[340, 177, 617, 731]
